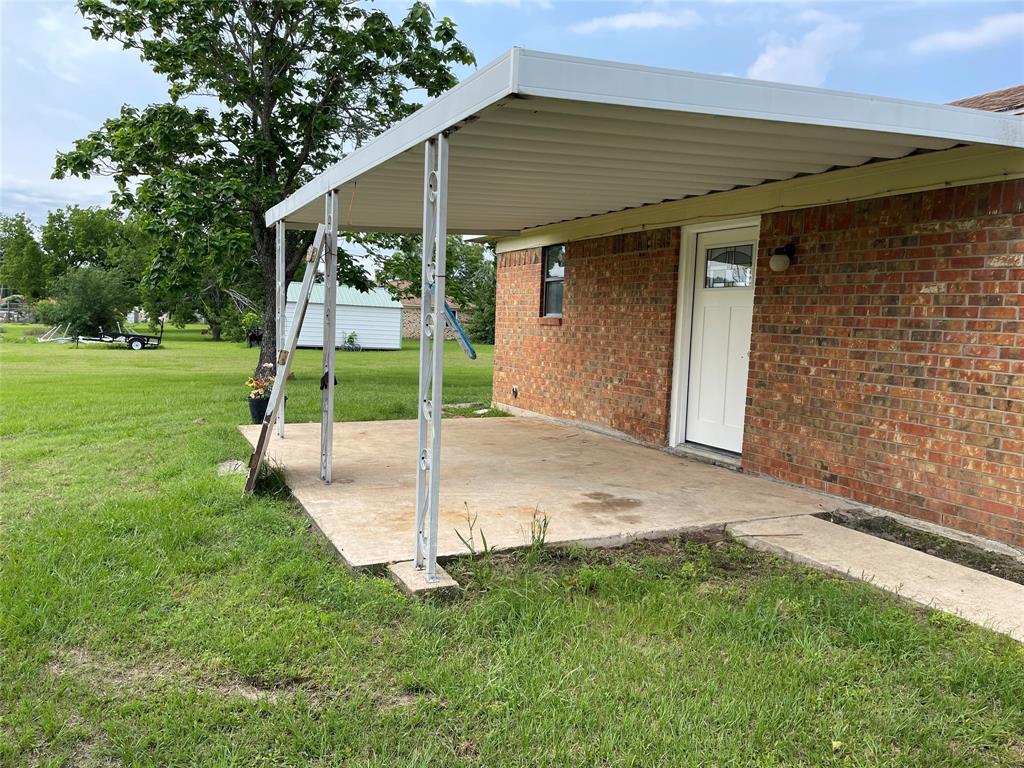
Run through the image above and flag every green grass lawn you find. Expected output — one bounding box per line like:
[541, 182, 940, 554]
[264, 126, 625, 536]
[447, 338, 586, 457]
[1, 325, 1022, 767]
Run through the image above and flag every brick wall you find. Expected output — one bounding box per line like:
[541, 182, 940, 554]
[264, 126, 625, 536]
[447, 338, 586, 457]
[494, 180, 1023, 547]
[494, 228, 679, 443]
[746, 180, 1024, 547]
[401, 302, 471, 340]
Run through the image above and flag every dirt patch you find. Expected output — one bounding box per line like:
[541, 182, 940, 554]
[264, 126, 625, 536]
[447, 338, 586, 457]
[444, 528, 752, 586]
[456, 739, 481, 759]
[552, 529, 732, 564]
[379, 677, 446, 711]
[46, 647, 303, 705]
[816, 509, 1024, 586]
[47, 647, 170, 688]
[217, 459, 246, 475]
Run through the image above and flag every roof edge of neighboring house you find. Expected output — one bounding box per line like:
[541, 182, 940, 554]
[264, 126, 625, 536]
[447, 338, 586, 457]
[388, 280, 463, 310]
[949, 84, 1024, 115]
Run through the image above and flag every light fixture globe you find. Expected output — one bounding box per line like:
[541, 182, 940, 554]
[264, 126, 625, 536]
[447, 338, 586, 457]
[770, 241, 797, 272]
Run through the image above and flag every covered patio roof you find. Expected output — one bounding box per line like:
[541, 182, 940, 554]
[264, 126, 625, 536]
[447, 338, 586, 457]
[265, 48, 1024, 235]
[255, 49, 1024, 586]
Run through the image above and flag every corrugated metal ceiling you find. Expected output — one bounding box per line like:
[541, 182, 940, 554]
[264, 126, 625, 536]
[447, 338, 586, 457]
[268, 50, 1022, 235]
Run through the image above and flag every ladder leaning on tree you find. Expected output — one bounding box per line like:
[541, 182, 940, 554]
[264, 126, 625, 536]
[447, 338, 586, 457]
[243, 223, 328, 494]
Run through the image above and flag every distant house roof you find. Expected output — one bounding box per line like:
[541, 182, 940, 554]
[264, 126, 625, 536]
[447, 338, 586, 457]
[949, 84, 1024, 115]
[387, 280, 460, 309]
[399, 295, 461, 310]
[286, 283, 402, 309]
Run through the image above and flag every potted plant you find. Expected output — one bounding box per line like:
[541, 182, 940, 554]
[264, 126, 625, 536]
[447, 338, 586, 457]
[246, 362, 276, 423]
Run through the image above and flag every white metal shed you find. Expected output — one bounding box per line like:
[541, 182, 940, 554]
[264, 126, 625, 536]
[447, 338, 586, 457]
[284, 283, 402, 350]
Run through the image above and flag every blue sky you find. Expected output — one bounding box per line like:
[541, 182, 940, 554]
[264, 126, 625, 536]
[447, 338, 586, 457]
[2, 0, 1022, 222]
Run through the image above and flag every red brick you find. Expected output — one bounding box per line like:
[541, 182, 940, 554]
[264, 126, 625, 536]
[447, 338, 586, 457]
[496, 181, 1024, 546]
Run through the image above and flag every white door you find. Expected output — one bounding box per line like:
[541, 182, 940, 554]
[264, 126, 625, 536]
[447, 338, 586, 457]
[685, 226, 757, 453]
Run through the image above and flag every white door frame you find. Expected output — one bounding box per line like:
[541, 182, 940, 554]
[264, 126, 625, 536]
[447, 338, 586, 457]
[668, 216, 761, 448]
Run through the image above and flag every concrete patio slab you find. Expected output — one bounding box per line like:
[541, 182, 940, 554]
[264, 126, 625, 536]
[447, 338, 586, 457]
[729, 515, 1024, 642]
[239, 416, 835, 569]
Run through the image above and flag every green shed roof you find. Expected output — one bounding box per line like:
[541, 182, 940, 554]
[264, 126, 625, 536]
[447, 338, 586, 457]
[286, 283, 402, 309]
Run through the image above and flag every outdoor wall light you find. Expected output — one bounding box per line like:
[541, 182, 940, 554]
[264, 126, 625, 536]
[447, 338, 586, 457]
[769, 241, 797, 272]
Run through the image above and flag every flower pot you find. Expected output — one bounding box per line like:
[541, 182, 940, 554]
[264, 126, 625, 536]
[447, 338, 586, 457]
[248, 397, 270, 424]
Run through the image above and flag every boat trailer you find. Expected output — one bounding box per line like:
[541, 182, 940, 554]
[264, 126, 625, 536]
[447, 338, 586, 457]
[75, 319, 165, 350]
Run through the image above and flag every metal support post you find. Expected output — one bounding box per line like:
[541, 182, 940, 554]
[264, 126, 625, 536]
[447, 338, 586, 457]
[275, 221, 287, 438]
[414, 133, 449, 581]
[321, 191, 339, 483]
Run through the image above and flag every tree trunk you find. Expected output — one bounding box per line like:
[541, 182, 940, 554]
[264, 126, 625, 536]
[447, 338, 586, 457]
[255, 218, 278, 373]
[210, 322, 222, 341]
[254, 216, 319, 374]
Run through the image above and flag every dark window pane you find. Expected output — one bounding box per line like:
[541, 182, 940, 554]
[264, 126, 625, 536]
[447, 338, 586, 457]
[542, 244, 565, 316]
[543, 279, 563, 316]
[704, 244, 753, 288]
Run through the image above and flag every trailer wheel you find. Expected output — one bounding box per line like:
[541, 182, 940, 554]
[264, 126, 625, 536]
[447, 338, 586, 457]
[128, 337, 146, 351]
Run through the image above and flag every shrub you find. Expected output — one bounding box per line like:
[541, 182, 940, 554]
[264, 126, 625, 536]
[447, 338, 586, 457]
[240, 311, 261, 334]
[52, 267, 137, 336]
[33, 299, 61, 326]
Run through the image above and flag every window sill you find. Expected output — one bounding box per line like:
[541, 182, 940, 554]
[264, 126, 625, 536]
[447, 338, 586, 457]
[538, 316, 562, 326]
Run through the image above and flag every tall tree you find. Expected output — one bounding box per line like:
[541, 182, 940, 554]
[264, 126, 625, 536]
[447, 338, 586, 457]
[54, 0, 473, 367]
[40, 205, 151, 285]
[463, 259, 496, 345]
[0, 214, 52, 300]
[375, 235, 489, 308]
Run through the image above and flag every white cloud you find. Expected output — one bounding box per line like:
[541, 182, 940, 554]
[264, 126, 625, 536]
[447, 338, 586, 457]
[35, 7, 120, 84]
[0, 175, 114, 221]
[35, 104, 92, 130]
[746, 14, 861, 87]
[909, 12, 1024, 55]
[571, 8, 701, 35]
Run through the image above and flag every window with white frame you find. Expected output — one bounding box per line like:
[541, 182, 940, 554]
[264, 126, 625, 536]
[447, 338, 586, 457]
[541, 244, 565, 316]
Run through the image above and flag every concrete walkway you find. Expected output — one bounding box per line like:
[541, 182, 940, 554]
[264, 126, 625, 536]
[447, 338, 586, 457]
[730, 515, 1024, 642]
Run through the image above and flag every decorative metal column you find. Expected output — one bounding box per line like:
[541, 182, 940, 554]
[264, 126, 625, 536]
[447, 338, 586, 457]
[320, 191, 339, 483]
[414, 133, 449, 580]
[275, 221, 287, 438]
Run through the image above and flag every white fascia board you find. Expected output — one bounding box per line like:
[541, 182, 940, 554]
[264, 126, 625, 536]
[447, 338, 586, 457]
[264, 49, 518, 226]
[514, 50, 1024, 150]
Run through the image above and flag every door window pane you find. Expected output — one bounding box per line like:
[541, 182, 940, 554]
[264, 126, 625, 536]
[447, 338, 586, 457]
[704, 244, 753, 288]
